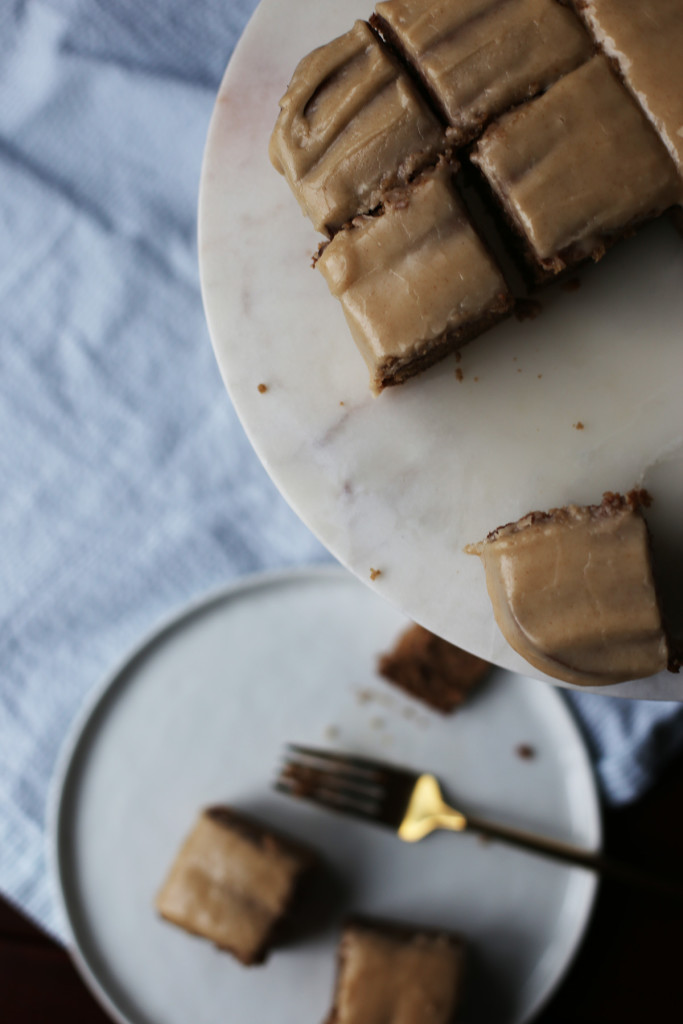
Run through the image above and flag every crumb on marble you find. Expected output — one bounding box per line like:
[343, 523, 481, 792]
[537, 374, 543, 379]
[370, 568, 382, 581]
[473, 376, 479, 382]
[573, 421, 585, 430]
[455, 368, 464, 382]
[324, 725, 340, 742]
[455, 350, 462, 363]
[257, 383, 268, 394]
[516, 368, 522, 373]
[516, 743, 536, 760]
[339, 401, 345, 406]
[356, 688, 374, 706]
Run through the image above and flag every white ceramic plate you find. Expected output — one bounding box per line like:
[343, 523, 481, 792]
[198, 0, 683, 700]
[50, 567, 600, 1024]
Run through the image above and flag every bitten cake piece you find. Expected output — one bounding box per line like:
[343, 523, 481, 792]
[471, 55, 682, 281]
[315, 159, 512, 392]
[378, 623, 490, 712]
[325, 917, 465, 1024]
[372, 0, 591, 146]
[156, 806, 316, 964]
[469, 491, 671, 687]
[574, 0, 683, 180]
[269, 20, 445, 236]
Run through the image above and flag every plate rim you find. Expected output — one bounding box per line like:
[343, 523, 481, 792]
[47, 564, 602, 1024]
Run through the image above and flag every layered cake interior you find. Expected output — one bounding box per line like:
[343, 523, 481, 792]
[378, 621, 491, 711]
[269, 19, 445, 236]
[315, 158, 512, 391]
[468, 491, 671, 686]
[325, 916, 465, 1024]
[156, 806, 316, 964]
[372, 0, 592, 145]
[471, 55, 682, 280]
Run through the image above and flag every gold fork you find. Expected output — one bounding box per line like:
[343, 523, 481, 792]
[276, 744, 683, 897]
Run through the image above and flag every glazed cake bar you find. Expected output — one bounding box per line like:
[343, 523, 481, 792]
[372, 0, 592, 146]
[469, 491, 672, 686]
[573, 0, 683, 180]
[470, 55, 682, 281]
[325, 916, 466, 1024]
[269, 19, 445, 236]
[156, 806, 316, 964]
[315, 159, 512, 392]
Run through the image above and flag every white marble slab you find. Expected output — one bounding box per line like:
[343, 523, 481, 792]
[198, 0, 683, 700]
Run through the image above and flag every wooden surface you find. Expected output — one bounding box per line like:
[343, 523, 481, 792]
[3, 750, 683, 1023]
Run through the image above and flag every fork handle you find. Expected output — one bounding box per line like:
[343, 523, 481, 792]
[463, 813, 683, 899]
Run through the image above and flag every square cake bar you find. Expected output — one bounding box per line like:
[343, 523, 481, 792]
[269, 20, 445, 236]
[156, 806, 316, 965]
[372, 0, 592, 146]
[574, 0, 683, 180]
[470, 55, 682, 281]
[325, 916, 466, 1024]
[315, 158, 512, 392]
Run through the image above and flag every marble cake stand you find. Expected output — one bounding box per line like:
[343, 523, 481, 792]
[198, 0, 683, 700]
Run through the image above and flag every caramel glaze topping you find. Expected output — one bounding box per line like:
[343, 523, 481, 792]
[269, 20, 444, 237]
[315, 159, 510, 392]
[576, 0, 683, 182]
[471, 56, 682, 270]
[469, 491, 670, 687]
[373, 0, 592, 145]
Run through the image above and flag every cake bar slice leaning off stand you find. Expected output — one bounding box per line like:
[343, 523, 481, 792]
[269, 19, 445, 237]
[315, 158, 512, 393]
[468, 491, 676, 688]
[470, 54, 682, 283]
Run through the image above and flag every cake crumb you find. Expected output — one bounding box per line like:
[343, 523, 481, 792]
[356, 688, 374, 706]
[257, 383, 268, 394]
[573, 421, 585, 430]
[561, 277, 581, 293]
[516, 743, 536, 760]
[516, 368, 522, 373]
[455, 368, 464, 382]
[324, 725, 340, 742]
[537, 374, 543, 379]
[473, 376, 479, 382]
[455, 350, 462, 363]
[339, 401, 345, 406]
[515, 299, 542, 322]
[370, 568, 382, 581]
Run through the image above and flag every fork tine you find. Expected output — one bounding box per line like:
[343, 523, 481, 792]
[285, 743, 390, 781]
[274, 776, 381, 821]
[277, 745, 418, 829]
[279, 760, 385, 800]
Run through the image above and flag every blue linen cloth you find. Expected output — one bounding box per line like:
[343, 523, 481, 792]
[1, 0, 683, 939]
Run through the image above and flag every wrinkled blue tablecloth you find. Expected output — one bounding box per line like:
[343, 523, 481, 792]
[2, 0, 683, 939]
